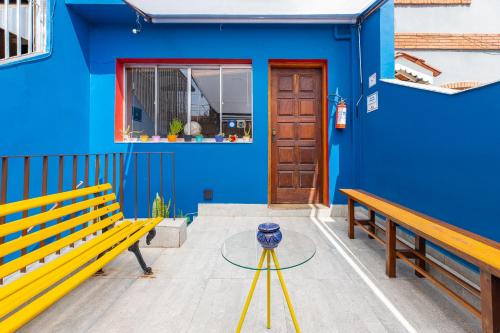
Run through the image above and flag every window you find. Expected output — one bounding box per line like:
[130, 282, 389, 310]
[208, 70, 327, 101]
[0, 0, 47, 62]
[122, 63, 253, 143]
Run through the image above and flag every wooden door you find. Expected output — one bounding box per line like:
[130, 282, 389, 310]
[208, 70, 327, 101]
[270, 67, 323, 204]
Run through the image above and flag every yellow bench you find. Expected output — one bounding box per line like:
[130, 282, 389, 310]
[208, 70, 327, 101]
[0, 183, 162, 332]
[340, 189, 500, 333]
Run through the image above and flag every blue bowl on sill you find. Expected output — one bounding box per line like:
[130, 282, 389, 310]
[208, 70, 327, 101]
[257, 223, 282, 249]
[215, 135, 224, 143]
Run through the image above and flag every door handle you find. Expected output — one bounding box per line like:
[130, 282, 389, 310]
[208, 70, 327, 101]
[272, 129, 277, 142]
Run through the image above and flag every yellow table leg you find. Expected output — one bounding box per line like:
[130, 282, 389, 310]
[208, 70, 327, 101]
[267, 250, 271, 329]
[236, 249, 267, 333]
[270, 249, 301, 333]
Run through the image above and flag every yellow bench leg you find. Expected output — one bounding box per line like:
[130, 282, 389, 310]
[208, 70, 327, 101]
[267, 250, 271, 329]
[236, 249, 267, 333]
[271, 249, 301, 333]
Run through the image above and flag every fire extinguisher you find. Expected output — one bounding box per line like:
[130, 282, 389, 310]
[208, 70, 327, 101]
[335, 100, 347, 129]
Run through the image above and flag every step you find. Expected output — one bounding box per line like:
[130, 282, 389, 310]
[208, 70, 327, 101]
[197, 203, 332, 218]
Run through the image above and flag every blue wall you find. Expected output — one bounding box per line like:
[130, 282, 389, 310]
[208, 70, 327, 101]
[0, 0, 91, 156]
[355, 1, 500, 242]
[88, 23, 357, 215]
[357, 81, 500, 242]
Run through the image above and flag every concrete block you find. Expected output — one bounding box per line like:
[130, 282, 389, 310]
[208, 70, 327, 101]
[141, 218, 187, 248]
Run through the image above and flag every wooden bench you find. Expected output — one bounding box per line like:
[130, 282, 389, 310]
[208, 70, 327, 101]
[0, 183, 161, 332]
[340, 189, 500, 333]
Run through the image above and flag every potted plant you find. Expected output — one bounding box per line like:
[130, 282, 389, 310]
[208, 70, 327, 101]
[215, 133, 224, 143]
[152, 193, 171, 218]
[140, 134, 149, 142]
[152, 135, 161, 142]
[120, 126, 142, 142]
[195, 134, 204, 142]
[228, 134, 238, 142]
[243, 124, 251, 142]
[168, 118, 183, 142]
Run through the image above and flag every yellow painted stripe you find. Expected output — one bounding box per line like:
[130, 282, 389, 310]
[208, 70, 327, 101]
[0, 203, 120, 258]
[0, 212, 124, 280]
[0, 194, 116, 238]
[0, 221, 146, 318]
[0, 184, 112, 217]
[340, 189, 500, 271]
[0, 219, 160, 332]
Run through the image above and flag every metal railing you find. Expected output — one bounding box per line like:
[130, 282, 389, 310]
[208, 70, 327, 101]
[0, 151, 176, 265]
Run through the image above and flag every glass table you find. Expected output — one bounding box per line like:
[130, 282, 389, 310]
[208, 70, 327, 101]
[221, 227, 316, 333]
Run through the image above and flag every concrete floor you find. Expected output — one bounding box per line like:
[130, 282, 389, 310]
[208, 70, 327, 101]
[19, 208, 481, 333]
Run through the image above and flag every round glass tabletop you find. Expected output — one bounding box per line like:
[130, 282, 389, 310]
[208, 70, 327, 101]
[221, 229, 316, 271]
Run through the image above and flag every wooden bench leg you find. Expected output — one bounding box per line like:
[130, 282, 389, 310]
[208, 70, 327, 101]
[348, 198, 355, 239]
[128, 241, 153, 275]
[414, 235, 426, 278]
[385, 219, 396, 278]
[367, 210, 376, 239]
[480, 270, 500, 333]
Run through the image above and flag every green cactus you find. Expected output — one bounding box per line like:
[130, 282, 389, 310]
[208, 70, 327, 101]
[152, 193, 171, 218]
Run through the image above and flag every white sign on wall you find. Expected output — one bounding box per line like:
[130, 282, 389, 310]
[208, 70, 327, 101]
[369, 73, 377, 88]
[367, 92, 378, 113]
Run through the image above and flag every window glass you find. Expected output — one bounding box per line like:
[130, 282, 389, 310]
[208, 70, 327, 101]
[1, 0, 47, 62]
[157, 67, 188, 137]
[222, 68, 252, 138]
[125, 67, 156, 138]
[191, 68, 220, 138]
[122, 64, 253, 142]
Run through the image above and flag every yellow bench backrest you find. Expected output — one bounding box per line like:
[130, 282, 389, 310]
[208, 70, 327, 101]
[0, 184, 122, 280]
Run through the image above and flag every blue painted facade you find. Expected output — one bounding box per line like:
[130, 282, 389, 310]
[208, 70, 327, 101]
[2, 0, 500, 245]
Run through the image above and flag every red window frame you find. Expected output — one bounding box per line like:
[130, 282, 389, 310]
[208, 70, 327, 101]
[115, 58, 253, 141]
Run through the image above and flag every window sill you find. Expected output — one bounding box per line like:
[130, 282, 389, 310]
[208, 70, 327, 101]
[116, 138, 253, 144]
[0, 51, 50, 68]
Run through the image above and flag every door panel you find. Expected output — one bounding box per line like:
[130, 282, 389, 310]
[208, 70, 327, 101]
[270, 68, 323, 204]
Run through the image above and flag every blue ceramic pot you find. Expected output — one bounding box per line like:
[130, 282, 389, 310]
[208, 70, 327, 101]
[257, 223, 282, 249]
[215, 135, 224, 142]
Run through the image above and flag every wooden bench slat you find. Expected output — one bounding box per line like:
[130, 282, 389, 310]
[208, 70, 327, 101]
[0, 194, 116, 238]
[340, 189, 500, 277]
[0, 220, 146, 318]
[0, 212, 124, 281]
[0, 218, 161, 332]
[0, 184, 112, 217]
[0, 203, 120, 258]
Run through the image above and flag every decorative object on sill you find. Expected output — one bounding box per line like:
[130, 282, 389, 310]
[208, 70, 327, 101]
[256, 223, 282, 249]
[152, 135, 161, 142]
[243, 123, 252, 142]
[228, 134, 238, 142]
[168, 118, 183, 142]
[184, 135, 193, 142]
[215, 133, 225, 143]
[152, 193, 171, 218]
[120, 125, 142, 142]
[140, 135, 149, 142]
[195, 135, 204, 143]
[184, 121, 202, 136]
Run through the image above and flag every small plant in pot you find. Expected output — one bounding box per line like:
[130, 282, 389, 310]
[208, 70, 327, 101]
[215, 133, 224, 143]
[243, 124, 252, 142]
[167, 119, 183, 142]
[195, 134, 204, 142]
[120, 126, 142, 142]
[152, 193, 171, 218]
[140, 134, 149, 142]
